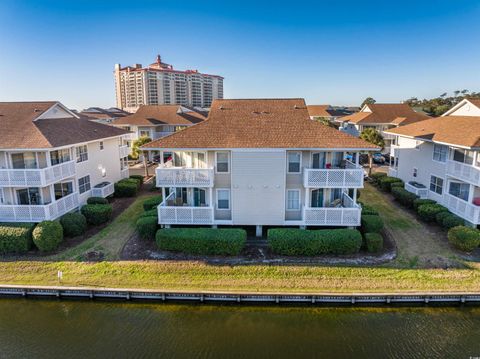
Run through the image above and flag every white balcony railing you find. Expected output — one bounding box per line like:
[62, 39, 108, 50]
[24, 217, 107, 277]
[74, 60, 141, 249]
[444, 193, 480, 224]
[0, 160, 76, 187]
[388, 168, 398, 178]
[0, 192, 79, 222]
[303, 161, 364, 188]
[405, 182, 429, 199]
[303, 193, 361, 226]
[156, 166, 214, 188]
[120, 168, 129, 179]
[158, 193, 213, 224]
[91, 182, 114, 198]
[119, 145, 130, 158]
[446, 160, 480, 186]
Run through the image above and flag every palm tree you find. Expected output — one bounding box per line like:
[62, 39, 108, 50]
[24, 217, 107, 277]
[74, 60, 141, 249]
[360, 128, 385, 176]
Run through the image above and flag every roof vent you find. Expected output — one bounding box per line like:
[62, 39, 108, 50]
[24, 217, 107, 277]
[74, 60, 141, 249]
[219, 105, 224, 110]
[252, 111, 261, 115]
[294, 105, 299, 109]
[34, 108, 41, 112]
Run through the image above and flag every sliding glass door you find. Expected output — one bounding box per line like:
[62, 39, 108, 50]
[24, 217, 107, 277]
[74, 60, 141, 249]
[311, 189, 324, 208]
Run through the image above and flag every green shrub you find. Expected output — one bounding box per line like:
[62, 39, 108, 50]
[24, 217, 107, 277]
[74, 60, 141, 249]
[0, 223, 34, 254]
[136, 216, 157, 240]
[361, 215, 384, 233]
[391, 187, 418, 208]
[156, 228, 246, 255]
[32, 221, 63, 252]
[413, 198, 436, 211]
[379, 176, 404, 192]
[417, 204, 448, 222]
[114, 179, 138, 197]
[448, 226, 480, 252]
[139, 208, 158, 218]
[129, 175, 144, 185]
[87, 197, 109, 205]
[370, 172, 387, 184]
[390, 181, 404, 189]
[441, 213, 465, 229]
[81, 204, 113, 225]
[60, 212, 87, 237]
[365, 232, 383, 253]
[127, 177, 142, 189]
[267, 228, 362, 256]
[361, 204, 379, 216]
[143, 195, 163, 211]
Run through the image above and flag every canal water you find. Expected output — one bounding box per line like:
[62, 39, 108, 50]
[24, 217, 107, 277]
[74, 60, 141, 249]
[0, 299, 479, 358]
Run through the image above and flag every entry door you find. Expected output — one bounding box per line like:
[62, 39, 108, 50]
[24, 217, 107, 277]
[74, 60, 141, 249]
[312, 152, 326, 169]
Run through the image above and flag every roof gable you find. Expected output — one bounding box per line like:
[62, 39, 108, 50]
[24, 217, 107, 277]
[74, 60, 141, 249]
[339, 103, 430, 125]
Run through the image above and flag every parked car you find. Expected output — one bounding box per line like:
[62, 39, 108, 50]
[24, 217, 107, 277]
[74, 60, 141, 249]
[372, 153, 385, 164]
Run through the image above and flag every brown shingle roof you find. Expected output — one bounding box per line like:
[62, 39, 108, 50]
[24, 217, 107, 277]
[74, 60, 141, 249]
[112, 105, 206, 126]
[340, 103, 430, 125]
[307, 105, 331, 117]
[0, 102, 128, 149]
[385, 116, 480, 148]
[142, 99, 379, 150]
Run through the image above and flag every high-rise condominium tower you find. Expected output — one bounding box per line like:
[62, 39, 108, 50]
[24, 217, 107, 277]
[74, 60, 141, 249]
[114, 55, 224, 112]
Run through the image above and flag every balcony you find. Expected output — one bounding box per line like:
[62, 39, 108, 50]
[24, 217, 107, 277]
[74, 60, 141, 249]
[156, 166, 214, 188]
[303, 193, 361, 226]
[91, 182, 114, 198]
[446, 160, 480, 186]
[157, 192, 213, 225]
[303, 161, 364, 188]
[444, 193, 480, 224]
[0, 160, 76, 187]
[405, 182, 428, 199]
[119, 145, 130, 158]
[0, 192, 79, 222]
[120, 168, 129, 179]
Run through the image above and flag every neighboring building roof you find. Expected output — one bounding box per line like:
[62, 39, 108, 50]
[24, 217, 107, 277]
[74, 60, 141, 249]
[385, 116, 480, 149]
[339, 103, 430, 125]
[142, 99, 379, 150]
[307, 105, 357, 118]
[79, 107, 130, 120]
[0, 102, 129, 149]
[112, 105, 207, 126]
[442, 98, 480, 116]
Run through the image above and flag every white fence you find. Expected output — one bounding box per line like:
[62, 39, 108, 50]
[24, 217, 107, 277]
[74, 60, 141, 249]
[0, 192, 79, 222]
[444, 193, 480, 225]
[91, 183, 114, 198]
[446, 160, 480, 186]
[405, 182, 429, 199]
[0, 160, 76, 187]
[303, 207, 361, 226]
[304, 161, 363, 188]
[156, 167, 214, 187]
[157, 191, 214, 224]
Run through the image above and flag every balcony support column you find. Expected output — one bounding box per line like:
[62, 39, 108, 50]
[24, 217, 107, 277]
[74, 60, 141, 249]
[256, 225, 263, 237]
[468, 184, 475, 203]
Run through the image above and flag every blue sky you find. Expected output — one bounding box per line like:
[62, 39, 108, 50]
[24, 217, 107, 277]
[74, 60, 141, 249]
[1, 0, 479, 109]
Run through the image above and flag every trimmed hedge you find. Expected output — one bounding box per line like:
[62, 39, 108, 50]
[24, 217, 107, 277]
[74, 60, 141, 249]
[143, 195, 163, 211]
[267, 228, 362, 256]
[129, 175, 144, 185]
[156, 228, 246, 255]
[361, 215, 384, 233]
[136, 216, 157, 240]
[32, 221, 63, 252]
[139, 208, 158, 218]
[365, 232, 383, 253]
[114, 179, 138, 197]
[417, 204, 448, 222]
[81, 204, 113, 225]
[379, 176, 404, 192]
[436, 212, 464, 230]
[370, 172, 387, 184]
[60, 212, 87, 237]
[390, 181, 404, 189]
[391, 187, 418, 208]
[413, 198, 436, 211]
[128, 177, 142, 188]
[0, 223, 34, 254]
[448, 226, 480, 252]
[361, 204, 379, 216]
[87, 197, 109, 205]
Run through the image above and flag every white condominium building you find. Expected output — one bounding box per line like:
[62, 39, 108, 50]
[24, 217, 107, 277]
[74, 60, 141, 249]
[0, 102, 130, 222]
[142, 99, 378, 236]
[114, 55, 224, 112]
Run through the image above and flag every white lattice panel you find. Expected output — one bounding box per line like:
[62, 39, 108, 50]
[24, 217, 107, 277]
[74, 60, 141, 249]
[446, 160, 480, 186]
[304, 207, 361, 226]
[156, 167, 213, 188]
[304, 168, 363, 188]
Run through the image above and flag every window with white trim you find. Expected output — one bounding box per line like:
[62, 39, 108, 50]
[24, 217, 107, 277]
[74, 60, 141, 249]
[433, 144, 447, 162]
[76, 145, 88, 163]
[216, 152, 229, 173]
[286, 189, 300, 210]
[217, 189, 230, 210]
[287, 152, 301, 173]
[99, 141, 104, 150]
[430, 175, 443, 195]
[78, 175, 91, 194]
